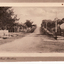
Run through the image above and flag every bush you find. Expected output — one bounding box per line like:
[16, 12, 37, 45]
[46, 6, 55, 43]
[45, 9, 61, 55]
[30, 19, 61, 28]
[41, 18, 63, 36]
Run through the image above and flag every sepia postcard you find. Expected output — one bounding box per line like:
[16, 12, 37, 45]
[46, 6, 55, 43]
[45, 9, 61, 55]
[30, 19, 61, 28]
[0, 3, 64, 61]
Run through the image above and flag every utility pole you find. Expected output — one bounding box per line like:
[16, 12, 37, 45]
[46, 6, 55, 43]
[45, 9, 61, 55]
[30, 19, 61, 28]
[54, 11, 57, 40]
[45, 21, 47, 35]
[55, 12, 57, 33]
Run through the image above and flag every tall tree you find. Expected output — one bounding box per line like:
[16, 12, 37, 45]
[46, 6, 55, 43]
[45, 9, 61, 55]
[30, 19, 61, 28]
[0, 7, 19, 30]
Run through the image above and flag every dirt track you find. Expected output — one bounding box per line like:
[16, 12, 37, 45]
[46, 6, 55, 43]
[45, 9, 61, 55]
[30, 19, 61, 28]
[0, 27, 64, 53]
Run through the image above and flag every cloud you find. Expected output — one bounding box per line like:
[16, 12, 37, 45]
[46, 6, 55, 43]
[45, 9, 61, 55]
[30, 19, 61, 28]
[26, 8, 46, 17]
[12, 7, 64, 26]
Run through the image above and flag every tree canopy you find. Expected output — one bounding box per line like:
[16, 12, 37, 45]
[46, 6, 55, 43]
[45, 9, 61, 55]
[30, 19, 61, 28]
[0, 7, 19, 29]
[24, 20, 33, 27]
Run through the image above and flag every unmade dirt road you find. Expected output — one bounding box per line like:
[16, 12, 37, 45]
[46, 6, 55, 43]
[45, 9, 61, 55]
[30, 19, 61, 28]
[0, 27, 64, 53]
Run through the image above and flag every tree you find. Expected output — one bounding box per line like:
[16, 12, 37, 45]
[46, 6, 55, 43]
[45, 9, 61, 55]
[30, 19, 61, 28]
[0, 7, 19, 30]
[24, 20, 33, 27]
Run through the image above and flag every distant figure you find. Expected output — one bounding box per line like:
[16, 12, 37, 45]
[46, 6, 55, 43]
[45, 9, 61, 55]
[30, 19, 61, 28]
[53, 32, 57, 40]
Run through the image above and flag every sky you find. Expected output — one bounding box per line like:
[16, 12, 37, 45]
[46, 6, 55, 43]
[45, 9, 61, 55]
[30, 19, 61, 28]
[12, 7, 64, 27]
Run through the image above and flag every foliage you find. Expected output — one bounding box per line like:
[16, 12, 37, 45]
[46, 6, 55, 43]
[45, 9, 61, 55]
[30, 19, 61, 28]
[0, 7, 19, 30]
[41, 18, 64, 35]
[24, 20, 33, 27]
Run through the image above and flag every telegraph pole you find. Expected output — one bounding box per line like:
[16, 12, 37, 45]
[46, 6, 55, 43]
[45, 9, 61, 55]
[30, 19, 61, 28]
[55, 12, 57, 33]
[54, 11, 57, 40]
